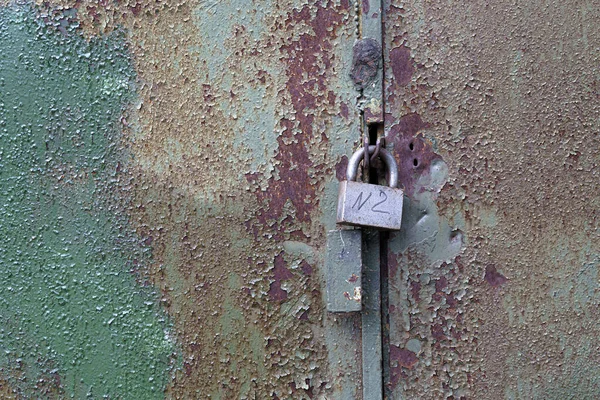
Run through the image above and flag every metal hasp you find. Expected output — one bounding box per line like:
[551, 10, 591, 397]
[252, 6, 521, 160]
[337, 145, 403, 230]
[325, 229, 363, 313]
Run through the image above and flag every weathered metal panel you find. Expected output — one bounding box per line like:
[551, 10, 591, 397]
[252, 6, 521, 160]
[0, 0, 365, 398]
[0, 6, 173, 398]
[383, 0, 600, 399]
[4, 0, 598, 398]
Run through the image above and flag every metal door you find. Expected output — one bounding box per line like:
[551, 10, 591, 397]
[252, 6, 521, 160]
[382, 1, 600, 399]
[0, 0, 366, 398]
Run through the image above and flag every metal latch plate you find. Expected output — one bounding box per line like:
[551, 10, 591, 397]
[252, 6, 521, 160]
[325, 229, 363, 312]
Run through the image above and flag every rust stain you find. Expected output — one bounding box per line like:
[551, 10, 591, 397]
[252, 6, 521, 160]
[350, 38, 381, 89]
[389, 345, 418, 390]
[300, 260, 313, 276]
[389, 44, 414, 87]
[340, 102, 349, 119]
[363, 98, 383, 124]
[409, 280, 421, 302]
[335, 154, 348, 181]
[0, 378, 17, 400]
[391, 346, 418, 369]
[248, 1, 350, 241]
[362, 0, 370, 14]
[386, 113, 440, 195]
[343, 287, 362, 302]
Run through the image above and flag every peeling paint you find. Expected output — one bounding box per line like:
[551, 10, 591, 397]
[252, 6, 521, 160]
[0, 5, 173, 398]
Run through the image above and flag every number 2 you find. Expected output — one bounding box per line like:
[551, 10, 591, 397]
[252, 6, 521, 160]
[371, 190, 389, 214]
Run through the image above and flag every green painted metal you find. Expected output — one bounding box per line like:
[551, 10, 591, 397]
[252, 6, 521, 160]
[0, 6, 173, 398]
[362, 229, 383, 400]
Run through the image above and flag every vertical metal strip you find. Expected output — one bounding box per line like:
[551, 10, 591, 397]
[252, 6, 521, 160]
[359, 1, 385, 399]
[360, 0, 384, 125]
[380, 230, 391, 399]
[362, 229, 383, 400]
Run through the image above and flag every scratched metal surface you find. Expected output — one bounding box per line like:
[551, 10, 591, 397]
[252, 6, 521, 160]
[383, 0, 600, 399]
[0, 0, 365, 398]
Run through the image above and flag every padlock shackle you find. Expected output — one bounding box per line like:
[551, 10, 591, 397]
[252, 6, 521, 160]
[346, 145, 399, 188]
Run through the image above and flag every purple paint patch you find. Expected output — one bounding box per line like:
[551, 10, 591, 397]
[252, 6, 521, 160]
[340, 102, 349, 119]
[268, 253, 294, 302]
[484, 265, 508, 287]
[386, 113, 441, 196]
[300, 260, 313, 276]
[362, 0, 370, 13]
[390, 45, 414, 86]
[389, 345, 418, 389]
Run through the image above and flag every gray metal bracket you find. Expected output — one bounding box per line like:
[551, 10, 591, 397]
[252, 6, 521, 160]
[326, 229, 363, 313]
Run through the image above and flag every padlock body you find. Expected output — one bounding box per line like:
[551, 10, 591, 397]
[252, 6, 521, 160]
[337, 180, 403, 230]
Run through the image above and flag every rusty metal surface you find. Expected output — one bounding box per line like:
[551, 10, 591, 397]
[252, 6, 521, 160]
[1, 0, 366, 398]
[383, 0, 600, 399]
[3, 0, 599, 398]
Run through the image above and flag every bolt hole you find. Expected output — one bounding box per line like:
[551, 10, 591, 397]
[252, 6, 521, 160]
[413, 158, 418, 167]
[409, 142, 414, 151]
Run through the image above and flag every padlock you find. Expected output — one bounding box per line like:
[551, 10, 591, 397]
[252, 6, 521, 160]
[337, 145, 403, 230]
